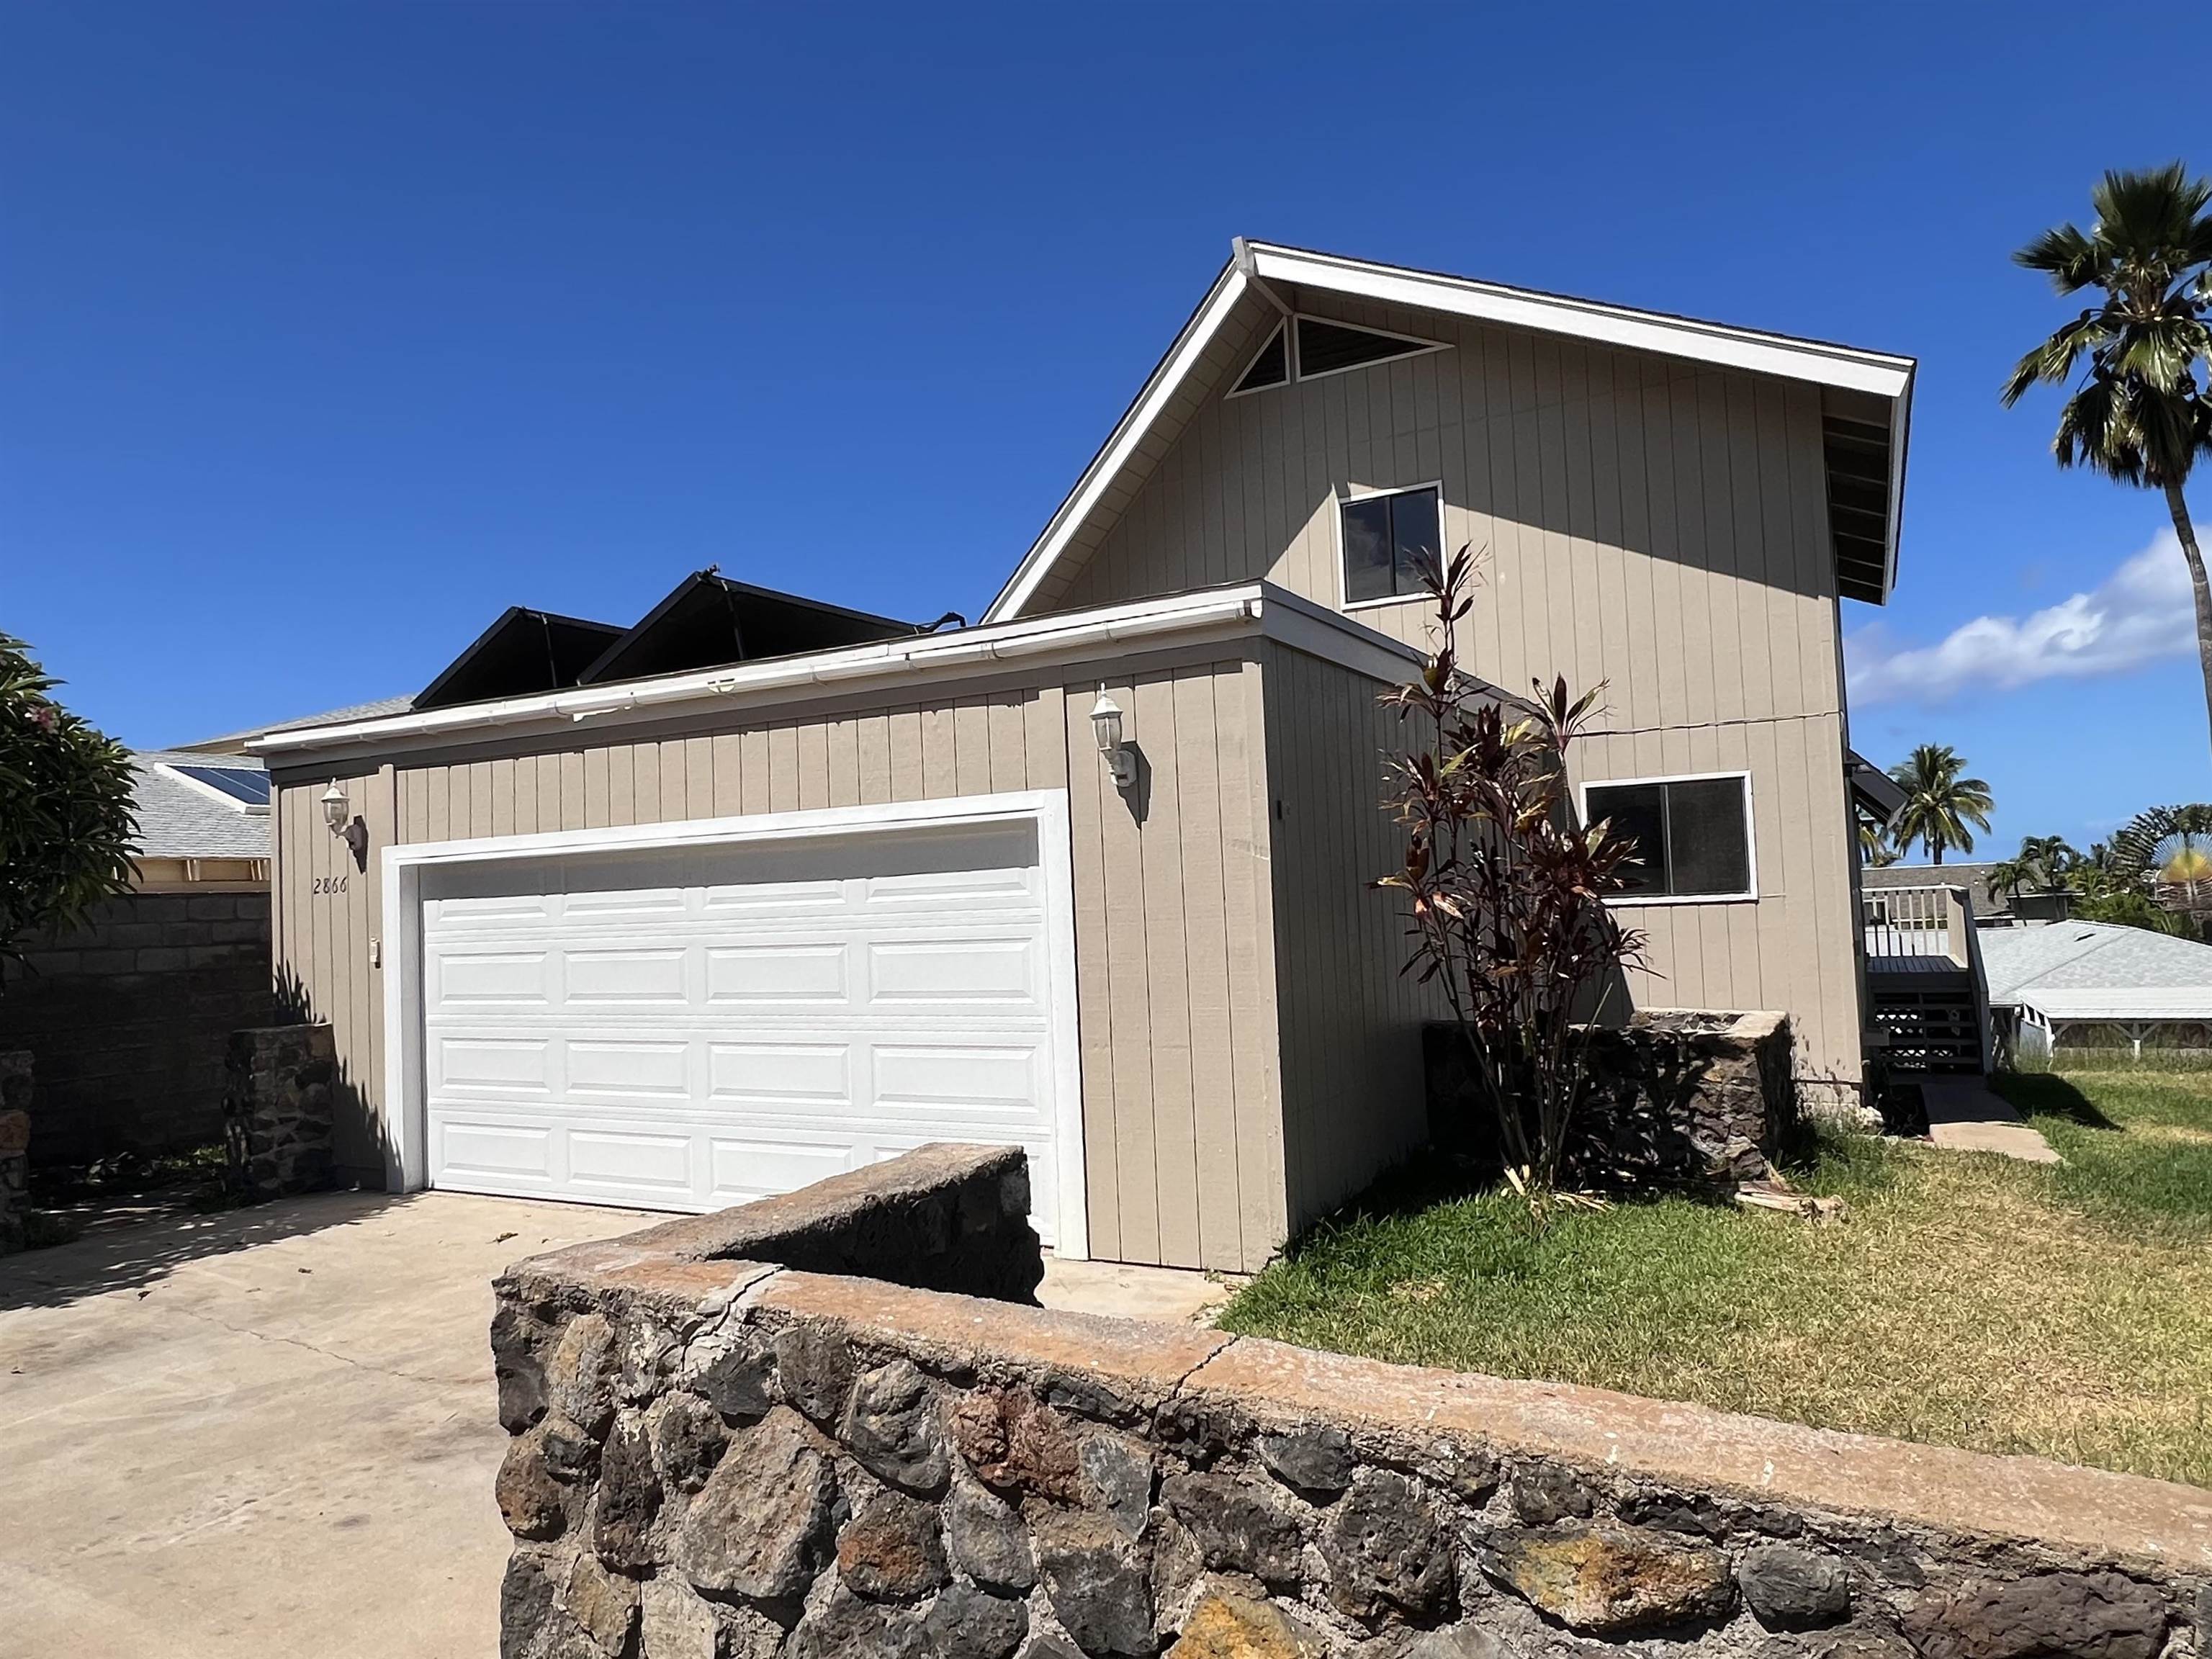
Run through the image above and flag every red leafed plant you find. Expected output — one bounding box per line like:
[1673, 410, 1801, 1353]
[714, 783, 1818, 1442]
[1375, 548, 1647, 1200]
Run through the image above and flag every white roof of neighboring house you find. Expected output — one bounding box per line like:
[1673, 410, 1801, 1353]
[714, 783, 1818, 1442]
[1979, 921, 2212, 1022]
[131, 752, 272, 860]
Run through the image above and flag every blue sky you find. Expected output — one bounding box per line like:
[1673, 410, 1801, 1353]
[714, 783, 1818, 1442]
[4, 1, 2208, 855]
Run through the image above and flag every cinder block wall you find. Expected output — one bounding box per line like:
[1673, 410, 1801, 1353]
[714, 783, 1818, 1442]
[0, 891, 279, 1164]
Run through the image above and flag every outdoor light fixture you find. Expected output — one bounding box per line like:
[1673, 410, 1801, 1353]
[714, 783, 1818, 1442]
[1089, 688, 1136, 789]
[322, 778, 370, 871]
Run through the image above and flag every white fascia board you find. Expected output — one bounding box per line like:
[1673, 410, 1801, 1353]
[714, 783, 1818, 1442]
[982, 264, 1251, 625]
[253, 581, 1424, 763]
[1249, 246, 1915, 400]
[984, 243, 1917, 623]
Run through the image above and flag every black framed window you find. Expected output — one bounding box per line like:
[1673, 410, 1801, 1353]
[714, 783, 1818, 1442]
[1341, 485, 1442, 604]
[1584, 775, 1753, 899]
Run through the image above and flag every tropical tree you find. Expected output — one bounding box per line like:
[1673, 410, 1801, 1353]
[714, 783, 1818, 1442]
[1858, 817, 1899, 867]
[1886, 745, 1995, 864]
[1986, 835, 2079, 902]
[2003, 163, 2212, 763]
[0, 634, 140, 976]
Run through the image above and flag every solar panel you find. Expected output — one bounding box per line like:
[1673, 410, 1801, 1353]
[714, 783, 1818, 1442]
[172, 765, 272, 806]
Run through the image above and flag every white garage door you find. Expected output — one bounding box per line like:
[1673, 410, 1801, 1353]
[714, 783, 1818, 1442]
[415, 818, 1069, 1243]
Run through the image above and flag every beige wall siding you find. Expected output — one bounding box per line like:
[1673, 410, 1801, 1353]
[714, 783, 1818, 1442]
[1566, 716, 1864, 1095]
[1045, 298, 1866, 1095]
[272, 655, 1287, 1272]
[1260, 643, 1442, 1235]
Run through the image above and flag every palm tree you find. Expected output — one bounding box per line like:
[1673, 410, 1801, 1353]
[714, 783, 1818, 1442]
[1986, 835, 2079, 902]
[1858, 817, 1899, 867]
[2004, 163, 2212, 764]
[1887, 745, 1995, 864]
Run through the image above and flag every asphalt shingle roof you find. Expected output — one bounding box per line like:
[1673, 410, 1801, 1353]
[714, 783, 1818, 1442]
[1977, 922, 2212, 1004]
[130, 755, 271, 860]
[176, 696, 416, 755]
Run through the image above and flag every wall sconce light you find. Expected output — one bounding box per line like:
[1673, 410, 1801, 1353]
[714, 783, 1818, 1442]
[1089, 688, 1136, 789]
[322, 778, 370, 871]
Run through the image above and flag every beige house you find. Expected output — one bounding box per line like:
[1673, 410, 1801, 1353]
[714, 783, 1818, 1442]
[253, 241, 1914, 1273]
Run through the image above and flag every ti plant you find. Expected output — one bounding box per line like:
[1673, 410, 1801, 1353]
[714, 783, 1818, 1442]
[1375, 547, 1646, 1202]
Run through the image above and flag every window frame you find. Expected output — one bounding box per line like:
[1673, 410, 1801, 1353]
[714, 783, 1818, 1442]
[1335, 480, 1447, 612]
[1225, 313, 1449, 402]
[1577, 769, 1758, 906]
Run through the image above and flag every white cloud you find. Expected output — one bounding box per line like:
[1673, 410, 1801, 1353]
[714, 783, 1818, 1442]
[1847, 530, 2195, 704]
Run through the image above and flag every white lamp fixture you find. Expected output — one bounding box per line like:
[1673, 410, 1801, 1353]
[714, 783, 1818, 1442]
[321, 778, 369, 870]
[1089, 688, 1136, 789]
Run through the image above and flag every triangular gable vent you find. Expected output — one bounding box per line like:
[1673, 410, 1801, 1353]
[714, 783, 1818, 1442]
[1228, 314, 1447, 399]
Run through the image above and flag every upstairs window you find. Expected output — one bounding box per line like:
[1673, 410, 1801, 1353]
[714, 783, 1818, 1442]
[1233, 325, 1288, 394]
[1582, 774, 1755, 902]
[1340, 484, 1442, 605]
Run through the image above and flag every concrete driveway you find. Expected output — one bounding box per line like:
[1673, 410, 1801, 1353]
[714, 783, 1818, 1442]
[0, 1190, 644, 1659]
[0, 1187, 1229, 1658]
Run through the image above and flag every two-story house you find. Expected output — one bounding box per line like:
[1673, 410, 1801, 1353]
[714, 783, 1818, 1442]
[253, 241, 1913, 1273]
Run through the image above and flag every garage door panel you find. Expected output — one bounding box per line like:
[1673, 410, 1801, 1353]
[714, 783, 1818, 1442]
[706, 943, 850, 1004]
[431, 949, 552, 1007]
[871, 1043, 1039, 1110]
[567, 1129, 695, 1193]
[706, 1041, 852, 1104]
[439, 1120, 554, 1182]
[565, 1039, 691, 1100]
[423, 814, 1065, 1240]
[868, 938, 1041, 1004]
[434, 1036, 552, 1093]
[564, 947, 688, 1005]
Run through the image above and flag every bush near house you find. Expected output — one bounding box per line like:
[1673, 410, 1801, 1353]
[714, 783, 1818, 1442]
[1215, 1068, 2212, 1488]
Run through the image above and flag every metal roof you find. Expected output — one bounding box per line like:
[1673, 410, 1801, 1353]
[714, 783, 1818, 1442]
[130, 755, 271, 860]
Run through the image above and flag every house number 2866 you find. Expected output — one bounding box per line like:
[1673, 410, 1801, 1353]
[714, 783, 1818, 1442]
[313, 876, 349, 896]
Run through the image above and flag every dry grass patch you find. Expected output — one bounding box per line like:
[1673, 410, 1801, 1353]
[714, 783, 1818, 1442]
[1215, 1071, 2212, 1487]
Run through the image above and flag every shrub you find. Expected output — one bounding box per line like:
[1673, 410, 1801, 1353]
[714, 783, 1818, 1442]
[1376, 549, 1645, 1196]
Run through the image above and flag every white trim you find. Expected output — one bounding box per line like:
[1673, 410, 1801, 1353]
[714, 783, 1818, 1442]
[1249, 246, 1913, 399]
[257, 583, 1421, 761]
[155, 760, 272, 815]
[1331, 480, 1445, 613]
[989, 266, 1251, 622]
[1222, 320, 1287, 400]
[981, 241, 1915, 623]
[380, 790, 1092, 1259]
[1578, 769, 1758, 907]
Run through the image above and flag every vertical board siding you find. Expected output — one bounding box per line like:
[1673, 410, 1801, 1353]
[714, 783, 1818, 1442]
[1047, 298, 1865, 1096]
[1261, 644, 1443, 1238]
[272, 657, 1286, 1272]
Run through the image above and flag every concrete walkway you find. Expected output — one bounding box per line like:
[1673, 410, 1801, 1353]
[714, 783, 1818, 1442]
[0, 1187, 1233, 1658]
[1921, 1076, 2062, 1164]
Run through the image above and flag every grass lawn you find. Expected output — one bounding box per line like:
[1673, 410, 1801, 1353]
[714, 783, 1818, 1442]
[1214, 1069, 2212, 1488]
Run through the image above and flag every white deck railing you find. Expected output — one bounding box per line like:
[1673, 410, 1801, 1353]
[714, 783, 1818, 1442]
[1861, 883, 1965, 965]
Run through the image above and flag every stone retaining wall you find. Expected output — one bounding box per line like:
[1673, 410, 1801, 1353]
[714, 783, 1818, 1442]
[490, 1148, 2209, 1659]
[1428, 1011, 1795, 1190]
[222, 1023, 336, 1201]
[0, 1051, 28, 1255]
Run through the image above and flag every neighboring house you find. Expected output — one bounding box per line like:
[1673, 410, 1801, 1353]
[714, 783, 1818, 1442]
[0, 750, 279, 1162]
[1861, 862, 2073, 927]
[1980, 922, 2212, 1061]
[250, 240, 1915, 1272]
